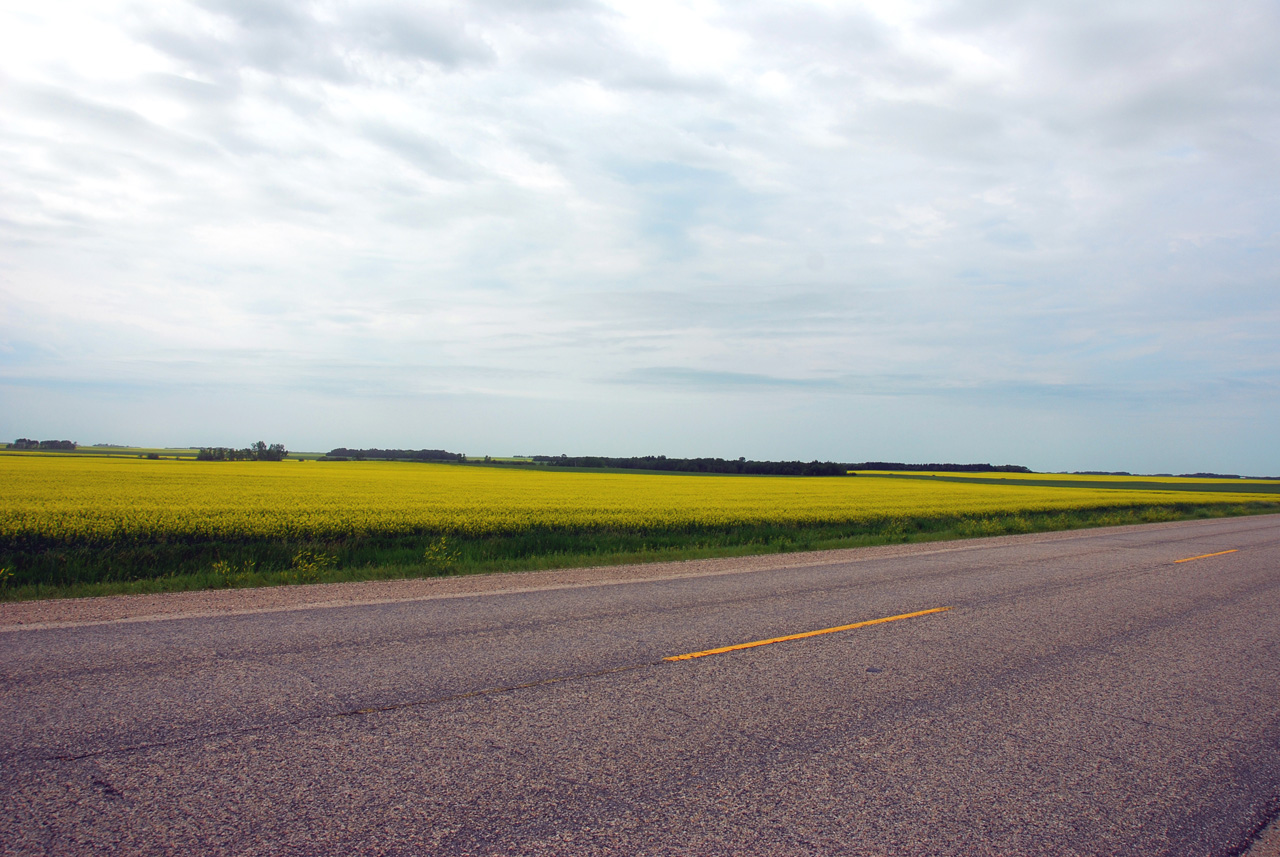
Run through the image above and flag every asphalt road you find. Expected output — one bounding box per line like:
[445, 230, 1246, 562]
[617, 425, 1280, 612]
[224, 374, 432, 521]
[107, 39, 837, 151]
[3, 516, 1280, 856]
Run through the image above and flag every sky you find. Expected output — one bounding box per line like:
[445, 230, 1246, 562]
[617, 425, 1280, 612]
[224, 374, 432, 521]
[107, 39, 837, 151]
[1, 0, 1278, 474]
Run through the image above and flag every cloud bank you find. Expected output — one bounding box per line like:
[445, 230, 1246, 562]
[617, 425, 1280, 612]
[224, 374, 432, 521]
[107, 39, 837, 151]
[2, 0, 1278, 472]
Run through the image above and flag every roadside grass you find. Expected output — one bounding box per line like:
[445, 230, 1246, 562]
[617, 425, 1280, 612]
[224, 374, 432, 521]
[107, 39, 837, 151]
[3, 501, 1275, 602]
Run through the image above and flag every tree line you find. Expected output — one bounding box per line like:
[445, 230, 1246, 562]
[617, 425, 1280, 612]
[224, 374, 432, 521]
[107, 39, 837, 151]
[197, 442, 289, 461]
[325, 448, 465, 462]
[847, 462, 1032, 473]
[530, 455, 851, 476]
[8, 439, 76, 450]
[529, 456, 1033, 476]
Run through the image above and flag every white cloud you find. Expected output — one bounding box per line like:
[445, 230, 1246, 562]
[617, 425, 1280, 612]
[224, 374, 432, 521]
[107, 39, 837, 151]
[1, 0, 1278, 472]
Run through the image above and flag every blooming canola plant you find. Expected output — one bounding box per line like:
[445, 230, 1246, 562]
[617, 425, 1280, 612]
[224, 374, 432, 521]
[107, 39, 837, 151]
[2, 455, 1271, 547]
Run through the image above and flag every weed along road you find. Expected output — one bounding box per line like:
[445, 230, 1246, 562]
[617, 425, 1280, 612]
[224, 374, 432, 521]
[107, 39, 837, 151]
[3, 516, 1280, 855]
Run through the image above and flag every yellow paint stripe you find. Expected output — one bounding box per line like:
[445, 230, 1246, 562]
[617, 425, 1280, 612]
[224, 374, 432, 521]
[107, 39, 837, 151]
[663, 606, 953, 662]
[1174, 549, 1238, 563]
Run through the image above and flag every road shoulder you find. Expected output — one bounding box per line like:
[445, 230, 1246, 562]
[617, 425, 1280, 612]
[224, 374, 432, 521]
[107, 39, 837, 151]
[1, 517, 1269, 631]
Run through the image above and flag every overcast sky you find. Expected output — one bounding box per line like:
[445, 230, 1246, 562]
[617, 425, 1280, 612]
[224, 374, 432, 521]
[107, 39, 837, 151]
[2, 0, 1277, 473]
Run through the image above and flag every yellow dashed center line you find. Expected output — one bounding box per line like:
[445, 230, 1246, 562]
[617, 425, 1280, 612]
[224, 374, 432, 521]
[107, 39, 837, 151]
[663, 606, 953, 662]
[1174, 549, 1238, 563]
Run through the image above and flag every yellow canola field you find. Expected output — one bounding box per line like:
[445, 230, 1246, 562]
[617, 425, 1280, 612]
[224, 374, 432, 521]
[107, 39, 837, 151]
[1, 454, 1269, 545]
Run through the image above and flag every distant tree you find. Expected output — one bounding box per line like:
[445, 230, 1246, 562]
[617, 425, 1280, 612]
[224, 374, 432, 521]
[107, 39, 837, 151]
[326, 448, 462, 462]
[848, 462, 1032, 473]
[10, 439, 76, 450]
[196, 443, 288, 462]
[8, 438, 77, 450]
[528, 454, 852, 476]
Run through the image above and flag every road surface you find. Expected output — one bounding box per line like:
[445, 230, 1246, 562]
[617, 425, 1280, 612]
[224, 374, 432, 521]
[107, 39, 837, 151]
[3, 516, 1280, 855]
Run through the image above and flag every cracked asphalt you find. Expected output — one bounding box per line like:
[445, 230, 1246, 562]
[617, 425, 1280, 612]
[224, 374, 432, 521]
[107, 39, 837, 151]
[3, 515, 1280, 855]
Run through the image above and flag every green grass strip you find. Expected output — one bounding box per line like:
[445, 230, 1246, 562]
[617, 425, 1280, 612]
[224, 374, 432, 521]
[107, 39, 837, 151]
[2, 502, 1275, 602]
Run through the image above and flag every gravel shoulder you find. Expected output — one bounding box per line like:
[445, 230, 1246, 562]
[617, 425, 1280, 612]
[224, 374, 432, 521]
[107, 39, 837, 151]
[1249, 814, 1280, 857]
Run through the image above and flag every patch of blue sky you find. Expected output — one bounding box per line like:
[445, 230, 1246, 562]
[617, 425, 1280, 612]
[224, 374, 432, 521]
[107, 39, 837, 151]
[610, 160, 764, 257]
[620, 367, 842, 391]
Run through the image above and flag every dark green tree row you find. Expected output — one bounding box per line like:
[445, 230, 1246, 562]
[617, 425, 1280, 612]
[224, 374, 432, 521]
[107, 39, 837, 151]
[197, 442, 288, 461]
[529, 456, 1033, 476]
[8, 439, 76, 450]
[530, 455, 850, 476]
[847, 462, 1032, 473]
[325, 448, 464, 461]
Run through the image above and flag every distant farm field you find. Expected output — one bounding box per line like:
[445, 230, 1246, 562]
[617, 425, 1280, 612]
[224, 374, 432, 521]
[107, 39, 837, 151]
[2, 453, 1277, 599]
